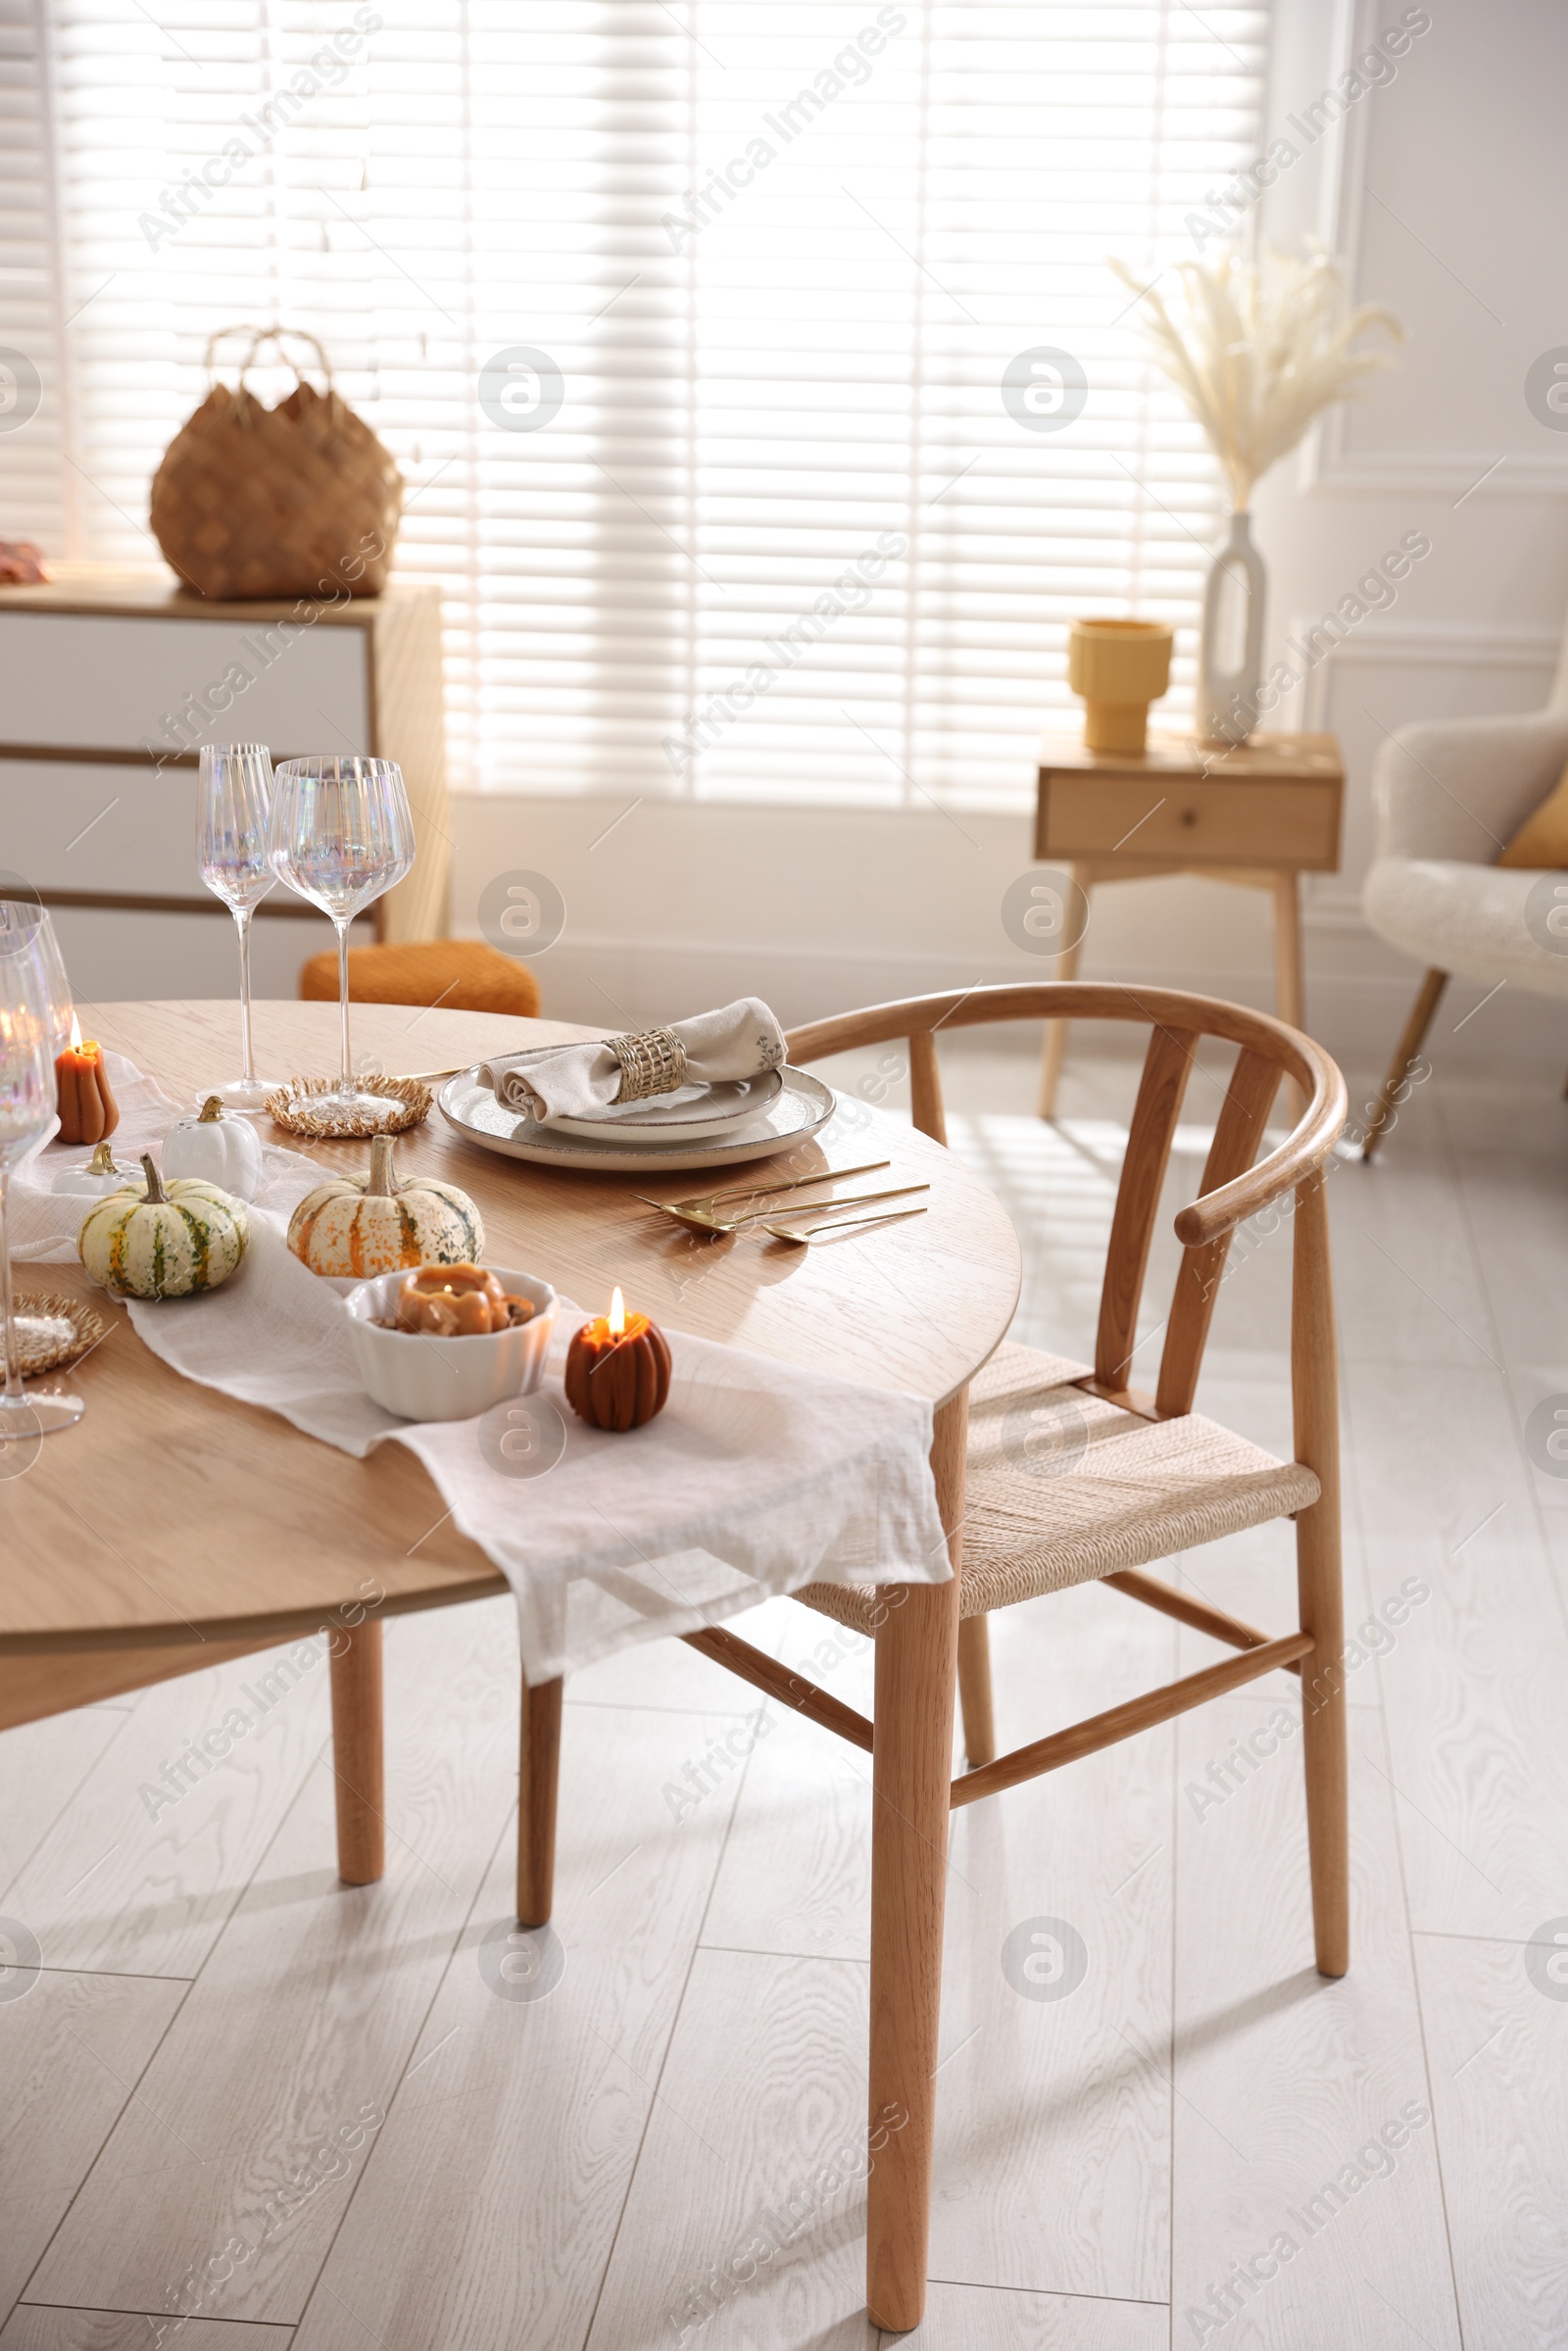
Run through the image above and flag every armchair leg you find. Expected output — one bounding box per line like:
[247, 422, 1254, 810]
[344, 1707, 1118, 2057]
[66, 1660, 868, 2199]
[517, 1676, 564, 1927]
[1362, 968, 1446, 1160]
[866, 1393, 965, 2332]
[956, 1616, 996, 1769]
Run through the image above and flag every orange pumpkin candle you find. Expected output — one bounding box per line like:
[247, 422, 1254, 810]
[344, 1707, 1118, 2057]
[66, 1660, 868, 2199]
[55, 1016, 119, 1147]
[564, 1286, 671, 1432]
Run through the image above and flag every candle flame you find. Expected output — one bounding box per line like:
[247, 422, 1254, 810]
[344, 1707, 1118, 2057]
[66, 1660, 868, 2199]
[69, 1010, 81, 1053]
[609, 1286, 625, 1337]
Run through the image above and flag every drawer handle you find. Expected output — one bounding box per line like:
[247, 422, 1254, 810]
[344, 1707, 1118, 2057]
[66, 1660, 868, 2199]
[1179, 806, 1199, 828]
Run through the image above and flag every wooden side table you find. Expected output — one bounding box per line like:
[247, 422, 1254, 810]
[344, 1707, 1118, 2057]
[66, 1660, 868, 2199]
[1033, 730, 1344, 1115]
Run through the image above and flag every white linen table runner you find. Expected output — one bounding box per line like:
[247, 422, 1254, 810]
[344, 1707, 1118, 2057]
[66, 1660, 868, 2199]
[11, 1053, 952, 1682]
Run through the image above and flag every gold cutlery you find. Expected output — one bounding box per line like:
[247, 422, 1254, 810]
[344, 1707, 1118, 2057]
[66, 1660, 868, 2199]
[761, 1205, 929, 1248]
[637, 1180, 929, 1237]
[656, 1159, 890, 1213]
[636, 1161, 895, 1232]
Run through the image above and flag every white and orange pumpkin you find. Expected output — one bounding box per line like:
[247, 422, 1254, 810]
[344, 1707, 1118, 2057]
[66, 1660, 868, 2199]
[287, 1133, 484, 1278]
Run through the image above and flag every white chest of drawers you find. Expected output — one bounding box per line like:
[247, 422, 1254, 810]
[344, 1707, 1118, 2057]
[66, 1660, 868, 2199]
[0, 567, 450, 1002]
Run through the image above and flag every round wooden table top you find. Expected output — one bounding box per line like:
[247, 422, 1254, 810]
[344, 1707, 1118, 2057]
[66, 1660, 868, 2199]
[1, 1000, 1021, 1653]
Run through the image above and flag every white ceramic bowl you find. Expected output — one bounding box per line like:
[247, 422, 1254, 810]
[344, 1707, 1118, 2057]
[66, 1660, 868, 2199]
[344, 1264, 558, 1422]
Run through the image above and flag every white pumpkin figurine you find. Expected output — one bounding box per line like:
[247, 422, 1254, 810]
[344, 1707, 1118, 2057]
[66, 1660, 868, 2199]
[163, 1095, 265, 1202]
[287, 1132, 484, 1278]
[77, 1152, 250, 1300]
[52, 1139, 132, 1198]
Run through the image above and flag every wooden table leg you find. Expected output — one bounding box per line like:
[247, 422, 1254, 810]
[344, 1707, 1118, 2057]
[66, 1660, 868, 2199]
[1037, 867, 1090, 1119]
[329, 1620, 384, 1886]
[866, 1389, 965, 2332]
[517, 1675, 564, 1927]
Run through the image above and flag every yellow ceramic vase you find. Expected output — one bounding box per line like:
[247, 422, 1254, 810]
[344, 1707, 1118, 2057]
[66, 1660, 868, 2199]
[1067, 617, 1174, 753]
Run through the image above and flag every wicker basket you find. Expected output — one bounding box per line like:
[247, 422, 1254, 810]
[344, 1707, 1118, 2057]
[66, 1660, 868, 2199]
[150, 326, 403, 601]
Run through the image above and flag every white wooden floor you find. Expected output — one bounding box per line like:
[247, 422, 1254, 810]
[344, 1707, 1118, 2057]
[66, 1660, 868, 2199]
[5, 1037, 1567, 2350]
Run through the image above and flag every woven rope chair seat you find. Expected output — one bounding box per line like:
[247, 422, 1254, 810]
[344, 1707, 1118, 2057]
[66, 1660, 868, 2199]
[299, 939, 540, 1018]
[797, 1340, 1321, 1635]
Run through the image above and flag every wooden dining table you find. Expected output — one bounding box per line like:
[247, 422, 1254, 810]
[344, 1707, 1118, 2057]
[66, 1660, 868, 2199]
[0, 995, 1022, 2326]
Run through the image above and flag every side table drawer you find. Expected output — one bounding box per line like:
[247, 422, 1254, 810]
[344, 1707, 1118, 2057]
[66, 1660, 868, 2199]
[1037, 774, 1342, 870]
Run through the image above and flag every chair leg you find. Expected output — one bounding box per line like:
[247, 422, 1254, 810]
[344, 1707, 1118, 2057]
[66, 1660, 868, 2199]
[517, 1676, 564, 1927]
[1292, 1173, 1348, 1978]
[329, 1620, 384, 1886]
[956, 1615, 995, 1769]
[866, 1392, 965, 2333]
[1361, 968, 1446, 1160]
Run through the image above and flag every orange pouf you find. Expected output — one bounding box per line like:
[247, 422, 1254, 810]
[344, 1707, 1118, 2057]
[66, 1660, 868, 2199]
[298, 939, 541, 1018]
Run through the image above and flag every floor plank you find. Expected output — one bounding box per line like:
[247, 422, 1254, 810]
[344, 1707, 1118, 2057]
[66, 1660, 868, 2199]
[1415, 1930, 1568, 2351]
[3, 1643, 331, 1981]
[1, 2311, 287, 2348]
[585, 1947, 878, 2351]
[1343, 1361, 1568, 1939]
[925, 1581, 1174, 2304]
[887, 2279, 1166, 2349]
[290, 1702, 751, 2351]
[0, 1709, 126, 1902]
[1170, 1693, 1462, 2351]
[27, 1604, 521, 2327]
[0, 1970, 184, 2317]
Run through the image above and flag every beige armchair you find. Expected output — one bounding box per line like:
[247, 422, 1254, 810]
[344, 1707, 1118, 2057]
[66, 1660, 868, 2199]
[1360, 703, 1568, 1154]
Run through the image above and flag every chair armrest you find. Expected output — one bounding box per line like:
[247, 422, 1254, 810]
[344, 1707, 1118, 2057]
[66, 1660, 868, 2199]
[1173, 1053, 1348, 1247]
[1373, 709, 1568, 862]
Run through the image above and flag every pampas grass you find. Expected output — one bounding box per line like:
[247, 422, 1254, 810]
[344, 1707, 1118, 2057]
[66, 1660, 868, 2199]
[1110, 246, 1401, 510]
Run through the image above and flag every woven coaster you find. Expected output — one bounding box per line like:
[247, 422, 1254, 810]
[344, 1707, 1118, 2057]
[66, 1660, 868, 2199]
[265, 1075, 432, 1139]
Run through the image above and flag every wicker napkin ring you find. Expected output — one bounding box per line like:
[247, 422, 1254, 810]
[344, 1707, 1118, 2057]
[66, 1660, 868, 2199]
[612, 1027, 688, 1102]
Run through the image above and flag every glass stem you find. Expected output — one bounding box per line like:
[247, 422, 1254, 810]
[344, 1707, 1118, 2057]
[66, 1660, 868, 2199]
[235, 906, 257, 1084]
[0, 1168, 20, 1404]
[335, 916, 354, 1098]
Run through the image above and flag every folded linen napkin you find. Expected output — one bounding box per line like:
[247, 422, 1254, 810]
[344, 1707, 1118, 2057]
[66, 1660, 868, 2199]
[478, 996, 787, 1122]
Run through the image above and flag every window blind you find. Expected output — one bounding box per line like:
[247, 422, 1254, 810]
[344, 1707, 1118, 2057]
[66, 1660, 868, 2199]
[22, 0, 1267, 804]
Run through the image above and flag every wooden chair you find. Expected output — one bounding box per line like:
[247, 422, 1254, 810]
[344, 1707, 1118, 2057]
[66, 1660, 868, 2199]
[514, 981, 1348, 2333]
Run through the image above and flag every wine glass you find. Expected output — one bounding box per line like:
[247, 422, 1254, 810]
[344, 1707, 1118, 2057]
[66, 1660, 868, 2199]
[269, 757, 416, 1124]
[0, 930, 85, 1439]
[0, 897, 74, 1053]
[197, 745, 283, 1108]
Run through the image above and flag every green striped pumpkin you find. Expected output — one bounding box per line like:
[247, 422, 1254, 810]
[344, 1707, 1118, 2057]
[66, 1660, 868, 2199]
[78, 1153, 249, 1299]
[287, 1132, 483, 1279]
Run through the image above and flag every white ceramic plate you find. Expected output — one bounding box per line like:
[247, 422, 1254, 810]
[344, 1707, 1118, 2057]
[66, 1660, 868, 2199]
[550, 1070, 783, 1145]
[438, 1064, 838, 1173]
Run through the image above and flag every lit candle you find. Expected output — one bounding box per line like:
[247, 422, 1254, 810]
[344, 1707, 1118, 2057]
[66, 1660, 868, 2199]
[564, 1285, 671, 1431]
[55, 1012, 120, 1147]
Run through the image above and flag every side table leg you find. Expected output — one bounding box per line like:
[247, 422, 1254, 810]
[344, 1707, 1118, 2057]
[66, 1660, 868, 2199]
[1037, 867, 1090, 1119]
[1272, 870, 1306, 1120]
[866, 1390, 965, 2332]
[329, 1620, 384, 1886]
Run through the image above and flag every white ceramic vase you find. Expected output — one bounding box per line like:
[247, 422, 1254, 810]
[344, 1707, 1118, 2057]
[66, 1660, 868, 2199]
[1198, 508, 1266, 746]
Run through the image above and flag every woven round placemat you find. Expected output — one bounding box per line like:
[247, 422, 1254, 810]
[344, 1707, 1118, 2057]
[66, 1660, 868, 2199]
[12, 1295, 109, 1376]
[265, 1075, 432, 1140]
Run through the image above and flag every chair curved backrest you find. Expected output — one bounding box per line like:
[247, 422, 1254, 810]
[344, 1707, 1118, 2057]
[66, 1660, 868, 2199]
[786, 983, 1348, 1421]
